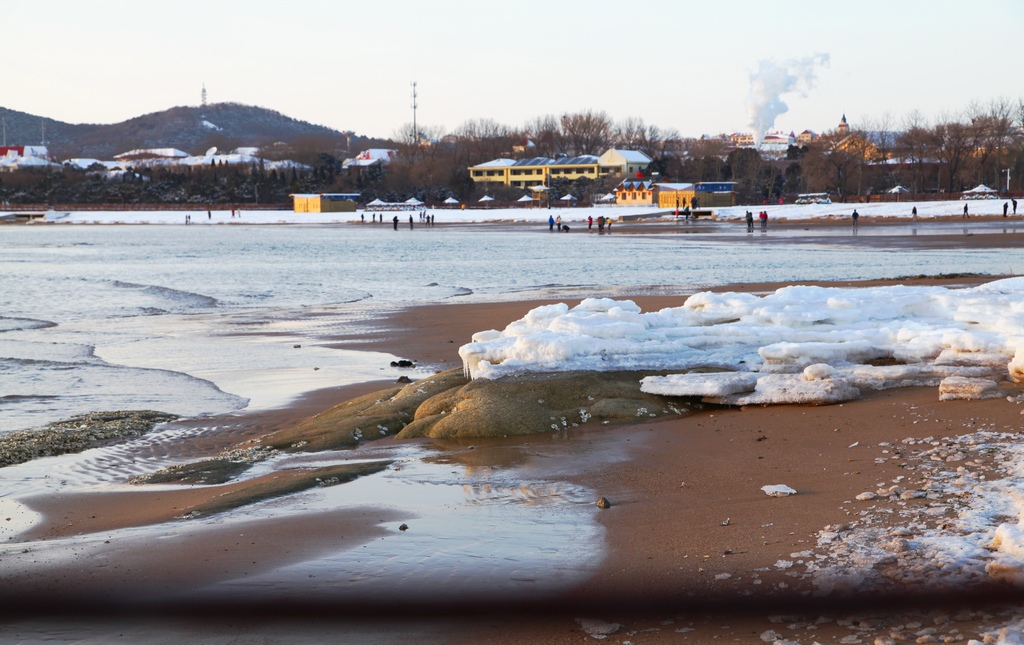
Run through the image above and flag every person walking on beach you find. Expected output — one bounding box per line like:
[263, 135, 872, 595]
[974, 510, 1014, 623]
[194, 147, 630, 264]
[1014, 199, 1018, 216]
[912, 206, 918, 220]
[409, 215, 414, 230]
[1005, 202, 1010, 217]
[597, 215, 605, 232]
[548, 215, 555, 231]
[852, 209, 859, 226]
[588, 215, 593, 230]
[392, 215, 399, 230]
[963, 203, 969, 218]
[759, 210, 768, 230]
[745, 211, 754, 232]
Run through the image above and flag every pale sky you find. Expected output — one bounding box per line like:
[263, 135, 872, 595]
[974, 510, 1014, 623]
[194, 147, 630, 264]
[7, 0, 1023, 140]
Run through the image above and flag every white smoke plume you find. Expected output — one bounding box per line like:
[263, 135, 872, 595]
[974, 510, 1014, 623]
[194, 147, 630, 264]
[745, 53, 830, 145]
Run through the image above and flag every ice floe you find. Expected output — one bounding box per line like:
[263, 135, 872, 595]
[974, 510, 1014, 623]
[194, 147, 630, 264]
[459, 278, 1024, 404]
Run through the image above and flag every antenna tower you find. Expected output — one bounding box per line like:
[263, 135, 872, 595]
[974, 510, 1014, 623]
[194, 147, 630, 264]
[411, 81, 418, 146]
[2, 117, 6, 147]
[40, 118, 45, 146]
[201, 83, 208, 107]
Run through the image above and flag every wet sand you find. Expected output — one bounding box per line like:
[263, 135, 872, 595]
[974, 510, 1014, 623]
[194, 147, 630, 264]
[5, 232, 1024, 641]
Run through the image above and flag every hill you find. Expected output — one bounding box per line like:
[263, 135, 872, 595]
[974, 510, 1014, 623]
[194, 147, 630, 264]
[0, 103, 353, 159]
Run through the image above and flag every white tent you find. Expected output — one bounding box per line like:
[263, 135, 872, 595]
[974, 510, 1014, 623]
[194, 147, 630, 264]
[443, 197, 459, 204]
[366, 198, 386, 206]
[964, 184, 996, 194]
[478, 195, 494, 202]
[887, 185, 910, 194]
[517, 195, 533, 202]
[596, 193, 616, 203]
[404, 197, 424, 205]
[964, 184, 999, 200]
[530, 185, 549, 191]
[560, 194, 575, 201]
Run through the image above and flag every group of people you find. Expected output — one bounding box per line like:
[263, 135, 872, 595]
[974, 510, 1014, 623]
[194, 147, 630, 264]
[744, 210, 769, 231]
[364, 211, 436, 229]
[186, 210, 220, 226]
[586, 215, 612, 232]
[547, 214, 614, 232]
[389, 213, 435, 230]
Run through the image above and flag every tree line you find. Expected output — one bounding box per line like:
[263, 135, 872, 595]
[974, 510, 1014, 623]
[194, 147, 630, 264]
[3, 99, 1022, 206]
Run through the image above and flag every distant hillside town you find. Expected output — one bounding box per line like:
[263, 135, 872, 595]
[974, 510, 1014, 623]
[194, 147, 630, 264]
[1, 99, 1021, 208]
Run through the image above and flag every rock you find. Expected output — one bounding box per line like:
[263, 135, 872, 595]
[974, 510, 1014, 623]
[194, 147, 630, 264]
[399, 523, 409, 531]
[396, 375, 412, 383]
[390, 359, 415, 368]
[856, 492, 878, 501]
[596, 497, 612, 509]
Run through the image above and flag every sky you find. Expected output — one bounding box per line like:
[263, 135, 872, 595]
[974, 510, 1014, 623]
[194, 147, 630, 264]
[6, 0, 1023, 141]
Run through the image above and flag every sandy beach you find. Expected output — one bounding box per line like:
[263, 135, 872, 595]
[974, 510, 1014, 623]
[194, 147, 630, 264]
[4, 223, 1024, 643]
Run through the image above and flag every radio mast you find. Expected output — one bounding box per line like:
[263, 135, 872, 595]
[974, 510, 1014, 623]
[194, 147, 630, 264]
[411, 81, 418, 146]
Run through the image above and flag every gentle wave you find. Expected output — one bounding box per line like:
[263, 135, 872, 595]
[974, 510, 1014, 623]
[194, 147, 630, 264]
[111, 280, 219, 309]
[0, 317, 57, 333]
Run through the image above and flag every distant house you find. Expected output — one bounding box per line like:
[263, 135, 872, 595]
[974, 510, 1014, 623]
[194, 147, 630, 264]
[837, 114, 850, 135]
[512, 139, 536, 154]
[598, 149, 652, 176]
[467, 149, 651, 188]
[615, 179, 655, 205]
[796, 129, 817, 145]
[0, 145, 59, 170]
[730, 132, 755, 148]
[342, 148, 396, 170]
[759, 129, 795, 156]
[1, 145, 52, 159]
[113, 148, 189, 161]
[652, 183, 695, 209]
[291, 193, 360, 213]
[616, 181, 735, 208]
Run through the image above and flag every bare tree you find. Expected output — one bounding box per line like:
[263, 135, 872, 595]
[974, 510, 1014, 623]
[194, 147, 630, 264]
[559, 110, 613, 156]
[894, 110, 933, 193]
[931, 112, 975, 193]
[613, 117, 647, 150]
[966, 98, 1016, 188]
[523, 115, 562, 158]
[450, 118, 520, 166]
[802, 133, 858, 198]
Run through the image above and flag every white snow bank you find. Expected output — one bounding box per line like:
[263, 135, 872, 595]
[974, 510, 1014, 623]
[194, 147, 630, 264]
[460, 279, 1024, 405]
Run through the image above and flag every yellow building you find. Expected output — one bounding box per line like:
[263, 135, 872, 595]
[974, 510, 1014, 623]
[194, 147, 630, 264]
[615, 179, 656, 205]
[468, 149, 652, 188]
[653, 183, 696, 209]
[612, 182, 736, 209]
[290, 193, 359, 213]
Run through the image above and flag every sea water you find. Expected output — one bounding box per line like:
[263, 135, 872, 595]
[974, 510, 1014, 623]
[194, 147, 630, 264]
[0, 222, 1016, 433]
[0, 221, 1017, 618]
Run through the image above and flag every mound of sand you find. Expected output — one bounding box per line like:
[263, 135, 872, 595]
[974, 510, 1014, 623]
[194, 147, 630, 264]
[266, 368, 693, 447]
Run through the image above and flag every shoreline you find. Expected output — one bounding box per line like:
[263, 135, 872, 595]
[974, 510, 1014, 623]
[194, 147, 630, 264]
[6, 274, 1024, 642]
